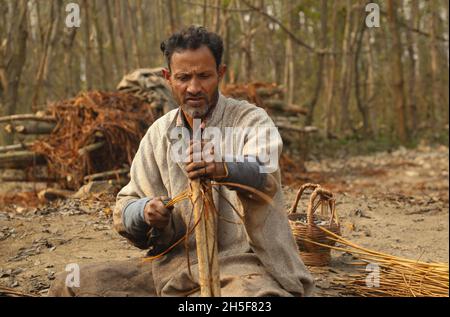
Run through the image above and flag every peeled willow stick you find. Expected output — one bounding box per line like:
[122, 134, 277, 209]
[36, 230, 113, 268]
[191, 178, 221, 297]
[0, 113, 55, 123]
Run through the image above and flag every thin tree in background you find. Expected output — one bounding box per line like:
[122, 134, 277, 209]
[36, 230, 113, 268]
[338, 0, 356, 135]
[429, 0, 440, 133]
[116, 0, 130, 74]
[105, 0, 121, 80]
[93, 0, 108, 90]
[387, 0, 409, 142]
[82, 0, 92, 90]
[31, 0, 62, 110]
[404, 0, 418, 137]
[283, 1, 295, 106]
[324, 1, 338, 138]
[0, 0, 28, 145]
[305, 0, 327, 126]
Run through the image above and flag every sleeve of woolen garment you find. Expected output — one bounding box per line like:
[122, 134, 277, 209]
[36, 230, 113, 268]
[222, 158, 266, 192]
[113, 124, 180, 251]
[122, 197, 151, 241]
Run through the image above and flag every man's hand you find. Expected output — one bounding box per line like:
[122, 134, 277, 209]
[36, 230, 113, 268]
[185, 140, 227, 180]
[143, 197, 174, 229]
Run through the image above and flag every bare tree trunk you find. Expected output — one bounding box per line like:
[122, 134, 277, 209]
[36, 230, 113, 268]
[105, 0, 121, 78]
[284, 39, 294, 105]
[324, 1, 338, 138]
[0, 1, 28, 145]
[305, 0, 327, 126]
[236, 0, 254, 82]
[136, 0, 150, 66]
[62, 27, 77, 97]
[27, 0, 41, 43]
[213, 0, 221, 33]
[405, 0, 419, 137]
[283, 0, 295, 105]
[167, 0, 177, 33]
[387, 0, 409, 143]
[220, 1, 231, 83]
[365, 32, 377, 136]
[429, 0, 440, 132]
[42, 1, 62, 82]
[354, 18, 371, 136]
[154, 0, 164, 62]
[338, 0, 354, 135]
[174, 0, 181, 29]
[92, 0, 108, 90]
[31, 0, 62, 110]
[445, 0, 450, 68]
[127, 0, 142, 68]
[82, 0, 92, 90]
[202, 0, 208, 26]
[116, 0, 130, 73]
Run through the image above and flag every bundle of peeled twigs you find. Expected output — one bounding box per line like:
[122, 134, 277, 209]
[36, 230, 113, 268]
[142, 180, 273, 296]
[300, 226, 449, 297]
[31, 91, 155, 189]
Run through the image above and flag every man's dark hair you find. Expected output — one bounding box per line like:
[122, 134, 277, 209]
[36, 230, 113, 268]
[160, 26, 224, 70]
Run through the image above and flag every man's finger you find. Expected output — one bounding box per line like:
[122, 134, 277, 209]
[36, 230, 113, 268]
[147, 199, 170, 215]
[185, 161, 207, 173]
[187, 169, 204, 180]
[187, 164, 214, 179]
[155, 204, 172, 217]
[153, 200, 172, 217]
[148, 214, 169, 228]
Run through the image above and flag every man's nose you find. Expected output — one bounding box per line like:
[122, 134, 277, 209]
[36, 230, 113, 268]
[187, 77, 202, 95]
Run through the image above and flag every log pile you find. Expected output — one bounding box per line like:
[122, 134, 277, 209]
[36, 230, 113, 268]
[222, 82, 317, 133]
[222, 82, 318, 171]
[1, 91, 155, 190]
[222, 82, 309, 117]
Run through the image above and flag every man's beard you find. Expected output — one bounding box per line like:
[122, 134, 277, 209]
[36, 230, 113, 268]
[182, 102, 210, 118]
[180, 90, 219, 119]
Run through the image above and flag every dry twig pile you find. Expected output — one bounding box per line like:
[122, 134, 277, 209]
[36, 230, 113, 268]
[31, 91, 155, 189]
[301, 226, 449, 297]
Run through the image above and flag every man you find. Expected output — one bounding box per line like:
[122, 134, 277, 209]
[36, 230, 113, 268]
[49, 26, 314, 297]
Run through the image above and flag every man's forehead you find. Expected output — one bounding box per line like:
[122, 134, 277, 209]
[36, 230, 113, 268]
[170, 46, 216, 73]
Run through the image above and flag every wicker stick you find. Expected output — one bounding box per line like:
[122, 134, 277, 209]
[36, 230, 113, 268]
[299, 230, 449, 297]
[191, 179, 221, 297]
[203, 182, 221, 296]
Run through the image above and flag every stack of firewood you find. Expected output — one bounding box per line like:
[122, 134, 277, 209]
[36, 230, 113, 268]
[222, 82, 318, 170]
[0, 91, 155, 191]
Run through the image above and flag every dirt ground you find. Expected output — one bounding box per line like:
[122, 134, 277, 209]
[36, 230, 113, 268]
[0, 144, 448, 296]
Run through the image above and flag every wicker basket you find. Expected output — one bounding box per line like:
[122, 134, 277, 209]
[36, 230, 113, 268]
[288, 183, 340, 266]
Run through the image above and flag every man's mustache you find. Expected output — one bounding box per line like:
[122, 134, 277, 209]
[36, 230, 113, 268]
[184, 93, 208, 102]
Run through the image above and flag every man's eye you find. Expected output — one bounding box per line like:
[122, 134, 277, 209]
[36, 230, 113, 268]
[199, 74, 210, 79]
[177, 76, 189, 82]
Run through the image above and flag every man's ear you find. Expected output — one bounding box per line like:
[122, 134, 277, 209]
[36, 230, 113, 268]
[162, 68, 171, 81]
[218, 64, 227, 81]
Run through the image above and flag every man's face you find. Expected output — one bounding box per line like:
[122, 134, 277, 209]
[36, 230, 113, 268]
[164, 45, 226, 119]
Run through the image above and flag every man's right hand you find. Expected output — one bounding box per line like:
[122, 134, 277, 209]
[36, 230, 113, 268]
[143, 197, 173, 229]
